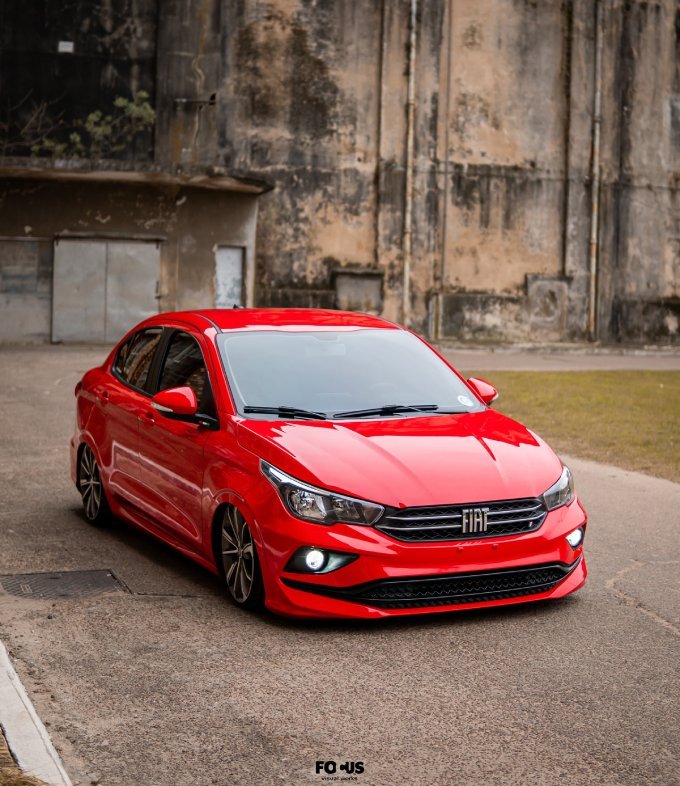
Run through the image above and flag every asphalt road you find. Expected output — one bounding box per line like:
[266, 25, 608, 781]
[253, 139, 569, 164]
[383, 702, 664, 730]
[0, 345, 678, 786]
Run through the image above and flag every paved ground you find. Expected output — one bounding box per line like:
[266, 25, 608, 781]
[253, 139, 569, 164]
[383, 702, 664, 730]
[0, 345, 678, 786]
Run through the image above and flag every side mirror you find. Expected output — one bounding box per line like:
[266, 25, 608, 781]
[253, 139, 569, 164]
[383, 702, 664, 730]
[467, 377, 499, 405]
[151, 386, 198, 419]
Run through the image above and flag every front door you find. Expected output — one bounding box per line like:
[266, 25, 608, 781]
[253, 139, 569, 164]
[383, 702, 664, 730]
[137, 329, 215, 549]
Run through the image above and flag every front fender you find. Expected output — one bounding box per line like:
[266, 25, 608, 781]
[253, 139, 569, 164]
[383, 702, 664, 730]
[207, 484, 273, 577]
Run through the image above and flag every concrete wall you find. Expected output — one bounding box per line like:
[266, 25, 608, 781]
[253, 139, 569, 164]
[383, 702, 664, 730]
[208, 0, 679, 342]
[438, 1, 570, 341]
[219, 0, 390, 312]
[595, 0, 680, 342]
[0, 179, 258, 342]
[1, 0, 679, 343]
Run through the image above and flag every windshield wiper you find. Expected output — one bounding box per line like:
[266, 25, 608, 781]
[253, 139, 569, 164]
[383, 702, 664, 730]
[333, 404, 439, 419]
[242, 405, 328, 420]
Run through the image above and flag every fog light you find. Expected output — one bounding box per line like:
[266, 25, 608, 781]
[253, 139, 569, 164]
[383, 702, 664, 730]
[566, 527, 584, 549]
[305, 549, 326, 571]
[285, 547, 359, 574]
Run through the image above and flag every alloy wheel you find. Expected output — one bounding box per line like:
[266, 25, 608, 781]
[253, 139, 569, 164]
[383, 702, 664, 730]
[79, 445, 103, 522]
[221, 507, 256, 604]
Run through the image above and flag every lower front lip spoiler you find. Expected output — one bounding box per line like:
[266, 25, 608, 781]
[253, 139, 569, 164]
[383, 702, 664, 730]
[281, 557, 582, 609]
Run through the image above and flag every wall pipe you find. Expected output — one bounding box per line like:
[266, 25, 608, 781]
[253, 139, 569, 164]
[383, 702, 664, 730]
[402, 0, 418, 326]
[374, 0, 387, 271]
[435, 0, 454, 341]
[588, 0, 604, 341]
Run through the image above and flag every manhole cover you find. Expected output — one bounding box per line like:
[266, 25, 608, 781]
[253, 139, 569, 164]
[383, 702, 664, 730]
[0, 570, 128, 599]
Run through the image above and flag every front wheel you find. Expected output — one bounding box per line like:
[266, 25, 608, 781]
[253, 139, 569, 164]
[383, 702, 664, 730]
[218, 506, 264, 610]
[78, 444, 111, 526]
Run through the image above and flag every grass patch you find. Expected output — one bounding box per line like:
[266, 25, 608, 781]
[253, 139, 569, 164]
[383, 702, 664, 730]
[471, 371, 680, 483]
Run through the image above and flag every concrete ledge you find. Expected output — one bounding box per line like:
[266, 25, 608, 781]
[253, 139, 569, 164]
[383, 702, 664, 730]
[0, 639, 72, 786]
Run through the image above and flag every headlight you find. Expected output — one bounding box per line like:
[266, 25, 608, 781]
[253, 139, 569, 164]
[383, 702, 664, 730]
[261, 461, 384, 525]
[542, 465, 574, 511]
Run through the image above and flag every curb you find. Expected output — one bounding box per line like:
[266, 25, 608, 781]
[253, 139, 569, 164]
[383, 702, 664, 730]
[0, 639, 72, 786]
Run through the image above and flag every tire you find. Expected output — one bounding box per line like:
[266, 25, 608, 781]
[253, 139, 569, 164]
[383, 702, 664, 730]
[78, 444, 111, 526]
[218, 506, 264, 611]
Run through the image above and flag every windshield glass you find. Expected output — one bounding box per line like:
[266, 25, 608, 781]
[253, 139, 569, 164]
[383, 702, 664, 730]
[217, 329, 484, 419]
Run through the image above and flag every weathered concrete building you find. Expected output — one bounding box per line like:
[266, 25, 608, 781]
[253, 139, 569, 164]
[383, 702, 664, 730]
[1, 0, 678, 343]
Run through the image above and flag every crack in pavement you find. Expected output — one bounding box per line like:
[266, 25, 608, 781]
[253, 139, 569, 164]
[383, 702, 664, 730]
[605, 559, 680, 637]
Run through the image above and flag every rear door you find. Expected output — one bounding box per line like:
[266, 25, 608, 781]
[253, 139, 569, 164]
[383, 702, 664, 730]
[136, 329, 216, 549]
[99, 327, 163, 504]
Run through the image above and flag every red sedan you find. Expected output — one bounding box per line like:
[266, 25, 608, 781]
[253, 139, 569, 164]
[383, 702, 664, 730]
[71, 309, 587, 619]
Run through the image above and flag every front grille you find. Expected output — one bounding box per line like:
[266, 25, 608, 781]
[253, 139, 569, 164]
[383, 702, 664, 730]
[376, 497, 547, 542]
[282, 559, 579, 609]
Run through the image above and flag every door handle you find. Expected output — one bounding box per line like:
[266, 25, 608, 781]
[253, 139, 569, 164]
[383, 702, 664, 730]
[139, 411, 155, 425]
[97, 390, 110, 404]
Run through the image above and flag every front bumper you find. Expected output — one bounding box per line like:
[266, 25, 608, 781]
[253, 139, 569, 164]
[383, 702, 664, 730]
[253, 487, 587, 619]
[282, 558, 582, 609]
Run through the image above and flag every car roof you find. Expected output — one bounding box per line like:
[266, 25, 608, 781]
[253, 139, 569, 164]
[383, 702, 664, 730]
[150, 308, 400, 332]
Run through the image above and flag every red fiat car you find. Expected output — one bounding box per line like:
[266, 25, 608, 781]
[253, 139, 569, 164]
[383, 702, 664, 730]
[71, 309, 587, 619]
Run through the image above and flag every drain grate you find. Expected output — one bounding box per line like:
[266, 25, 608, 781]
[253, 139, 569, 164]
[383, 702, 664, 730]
[0, 570, 129, 599]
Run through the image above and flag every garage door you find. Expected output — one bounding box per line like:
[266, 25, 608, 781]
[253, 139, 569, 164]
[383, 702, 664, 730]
[52, 239, 160, 342]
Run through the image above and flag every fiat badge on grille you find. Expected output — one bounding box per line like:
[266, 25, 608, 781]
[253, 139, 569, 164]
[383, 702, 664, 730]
[461, 507, 489, 534]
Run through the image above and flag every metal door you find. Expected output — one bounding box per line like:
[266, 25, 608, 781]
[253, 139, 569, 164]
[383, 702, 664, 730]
[105, 242, 160, 342]
[215, 246, 244, 308]
[52, 240, 107, 342]
[52, 239, 159, 342]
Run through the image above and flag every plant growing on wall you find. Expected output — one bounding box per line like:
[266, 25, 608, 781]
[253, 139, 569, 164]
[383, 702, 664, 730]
[29, 91, 155, 160]
[0, 94, 64, 157]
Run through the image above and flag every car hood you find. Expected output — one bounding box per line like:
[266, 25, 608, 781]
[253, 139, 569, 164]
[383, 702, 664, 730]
[237, 410, 563, 508]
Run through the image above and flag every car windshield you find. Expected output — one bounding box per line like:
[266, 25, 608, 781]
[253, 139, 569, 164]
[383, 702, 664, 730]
[217, 329, 484, 419]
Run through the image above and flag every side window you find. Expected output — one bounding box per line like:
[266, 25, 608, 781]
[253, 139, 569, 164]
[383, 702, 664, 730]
[158, 331, 215, 415]
[114, 328, 162, 391]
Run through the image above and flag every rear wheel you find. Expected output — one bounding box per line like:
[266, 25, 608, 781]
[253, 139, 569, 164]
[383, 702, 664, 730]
[78, 445, 110, 526]
[219, 506, 264, 610]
